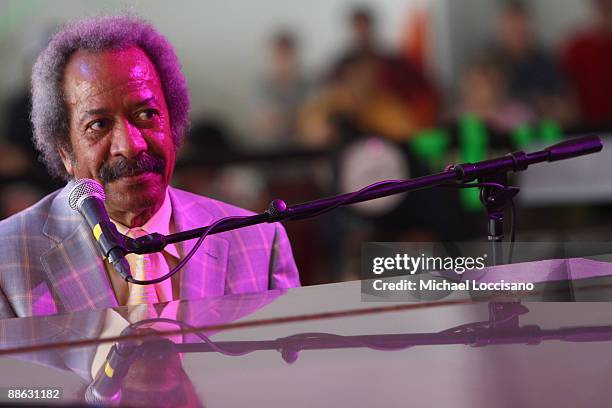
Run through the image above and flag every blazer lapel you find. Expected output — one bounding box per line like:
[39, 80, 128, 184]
[169, 187, 229, 300]
[41, 182, 118, 313]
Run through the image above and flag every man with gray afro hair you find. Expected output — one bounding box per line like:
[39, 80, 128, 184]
[0, 15, 299, 319]
[31, 14, 191, 181]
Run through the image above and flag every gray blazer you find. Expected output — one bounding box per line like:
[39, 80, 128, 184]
[0, 182, 300, 319]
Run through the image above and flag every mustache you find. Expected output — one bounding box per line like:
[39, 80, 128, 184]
[98, 153, 166, 183]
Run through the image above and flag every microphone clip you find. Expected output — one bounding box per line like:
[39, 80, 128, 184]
[125, 232, 167, 255]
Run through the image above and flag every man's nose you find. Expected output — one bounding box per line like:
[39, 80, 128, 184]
[110, 118, 147, 158]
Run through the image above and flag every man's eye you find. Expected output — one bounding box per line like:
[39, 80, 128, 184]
[136, 109, 157, 121]
[87, 119, 109, 132]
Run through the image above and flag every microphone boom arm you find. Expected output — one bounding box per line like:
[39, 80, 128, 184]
[128, 135, 603, 255]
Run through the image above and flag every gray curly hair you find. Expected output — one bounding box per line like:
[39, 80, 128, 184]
[31, 14, 190, 180]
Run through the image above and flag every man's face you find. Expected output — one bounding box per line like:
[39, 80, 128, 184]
[351, 14, 373, 49]
[60, 46, 175, 226]
[498, 9, 531, 56]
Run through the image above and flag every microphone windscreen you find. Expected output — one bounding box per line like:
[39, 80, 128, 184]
[545, 136, 603, 162]
[68, 178, 105, 210]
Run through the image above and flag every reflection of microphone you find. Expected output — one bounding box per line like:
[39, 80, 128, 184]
[85, 327, 182, 407]
[68, 179, 132, 280]
[85, 342, 136, 406]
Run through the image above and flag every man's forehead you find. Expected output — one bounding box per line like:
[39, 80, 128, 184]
[63, 46, 163, 103]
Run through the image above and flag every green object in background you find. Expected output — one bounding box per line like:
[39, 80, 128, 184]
[512, 120, 562, 150]
[539, 119, 563, 144]
[511, 124, 536, 149]
[407, 118, 563, 214]
[458, 114, 488, 212]
[410, 128, 450, 171]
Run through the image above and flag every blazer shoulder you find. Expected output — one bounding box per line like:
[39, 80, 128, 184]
[169, 186, 280, 239]
[0, 189, 62, 236]
[170, 187, 257, 218]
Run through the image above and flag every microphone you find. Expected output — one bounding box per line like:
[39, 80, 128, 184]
[544, 135, 603, 162]
[452, 135, 603, 181]
[68, 179, 132, 281]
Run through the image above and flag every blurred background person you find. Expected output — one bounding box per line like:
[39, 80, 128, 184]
[330, 4, 382, 67]
[299, 4, 439, 148]
[252, 30, 310, 150]
[562, 0, 612, 128]
[491, 0, 576, 127]
[451, 55, 535, 134]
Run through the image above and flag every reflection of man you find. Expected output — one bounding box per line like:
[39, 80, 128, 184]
[120, 344, 204, 408]
[0, 15, 300, 319]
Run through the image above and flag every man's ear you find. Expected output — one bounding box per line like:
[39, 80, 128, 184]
[58, 146, 75, 177]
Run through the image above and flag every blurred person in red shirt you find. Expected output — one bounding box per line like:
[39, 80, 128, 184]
[562, 0, 612, 127]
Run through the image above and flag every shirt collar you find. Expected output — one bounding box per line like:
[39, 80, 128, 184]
[111, 189, 180, 259]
